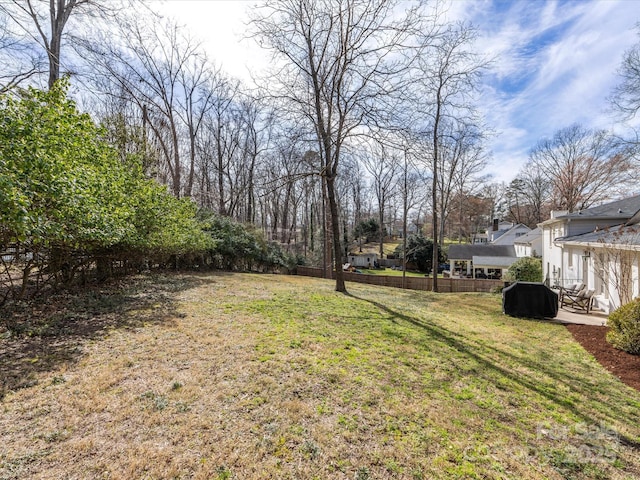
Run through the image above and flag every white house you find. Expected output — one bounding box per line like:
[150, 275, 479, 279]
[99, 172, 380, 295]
[447, 244, 517, 279]
[514, 227, 542, 258]
[491, 223, 531, 246]
[347, 253, 378, 268]
[539, 195, 640, 313]
[555, 221, 640, 313]
[488, 220, 515, 242]
[471, 232, 488, 244]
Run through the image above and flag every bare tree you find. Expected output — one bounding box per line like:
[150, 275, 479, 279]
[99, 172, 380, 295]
[510, 161, 552, 227]
[611, 25, 640, 121]
[178, 56, 216, 198]
[359, 140, 399, 258]
[236, 96, 274, 224]
[0, 0, 129, 89]
[436, 119, 487, 244]
[81, 17, 212, 197]
[250, 0, 437, 292]
[452, 175, 491, 243]
[450, 190, 493, 242]
[0, 15, 46, 92]
[400, 139, 429, 287]
[414, 22, 486, 291]
[528, 124, 634, 212]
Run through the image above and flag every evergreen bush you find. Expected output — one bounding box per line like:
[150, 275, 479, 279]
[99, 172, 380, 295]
[607, 298, 640, 355]
[505, 257, 542, 283]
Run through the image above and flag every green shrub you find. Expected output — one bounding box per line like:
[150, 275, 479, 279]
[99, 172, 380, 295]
[198, 211, 297, 272]
[0, 81, 213, 287]
[393, 232, 444, 273]
[607, 298, 640, 354]
[505, 257, 542, 282]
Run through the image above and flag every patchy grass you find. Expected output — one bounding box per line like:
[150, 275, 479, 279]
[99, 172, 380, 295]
[354, 242, 400, 256]
[355, 268, 425, 277]
[1, 272, 639, 479]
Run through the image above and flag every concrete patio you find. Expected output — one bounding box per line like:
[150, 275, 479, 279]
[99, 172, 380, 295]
[551, 307, 608, 326]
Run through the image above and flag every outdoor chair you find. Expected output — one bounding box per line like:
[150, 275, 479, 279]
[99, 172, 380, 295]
[560, 288, 595, 314]
[559, 282, 584, 295]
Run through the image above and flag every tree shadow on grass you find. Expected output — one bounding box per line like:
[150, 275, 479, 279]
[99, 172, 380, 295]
[0, 272, 217, 399]
[347, 292, 640, 449]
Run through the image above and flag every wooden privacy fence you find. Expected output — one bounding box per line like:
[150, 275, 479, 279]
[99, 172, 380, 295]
[296, 266, 502, 293]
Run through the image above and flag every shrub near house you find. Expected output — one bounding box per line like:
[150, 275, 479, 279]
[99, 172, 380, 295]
[505, 257, 543, 283]
[607, 298, 640, 354]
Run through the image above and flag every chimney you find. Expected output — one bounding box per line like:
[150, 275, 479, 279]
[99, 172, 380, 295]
[492, 219, 499, 231]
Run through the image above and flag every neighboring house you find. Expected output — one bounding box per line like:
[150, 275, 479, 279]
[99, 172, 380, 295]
[347, 253, 378, 268]
[488, 220, 515, 242]
[447, 244, 517, 279]
[539, 194, 640, 313]
[514, 227, 542, 258]
[491, 223, 531, 246]
[1, 244, 33, 263]
[471, 232, 488, 244]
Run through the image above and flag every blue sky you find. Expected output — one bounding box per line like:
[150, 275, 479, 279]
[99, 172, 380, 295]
[456, 0, 640, 182]
[159, 0, 640, 183]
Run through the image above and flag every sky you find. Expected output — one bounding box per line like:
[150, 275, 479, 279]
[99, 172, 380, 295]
[156, 0, 640, 184]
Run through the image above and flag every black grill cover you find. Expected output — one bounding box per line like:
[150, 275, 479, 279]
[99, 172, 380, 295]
[502, 281, 558, 319]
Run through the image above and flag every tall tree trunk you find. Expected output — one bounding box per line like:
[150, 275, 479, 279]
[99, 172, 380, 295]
[216, 125, 225, 215]
[432, 99, 441, 292]
[48, 35, 61, 89]
[185, 126, 196, 197]
[402, 151, 409, 290]
[326, 174, 346, 292]
[47, 0, 71, 89]
[247, 154, 256, 223]
[169, 117, 181, 198]
[378, 198, 384, 260]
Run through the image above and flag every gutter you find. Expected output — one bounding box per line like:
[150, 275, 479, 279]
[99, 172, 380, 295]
[560, 241, 640, 252]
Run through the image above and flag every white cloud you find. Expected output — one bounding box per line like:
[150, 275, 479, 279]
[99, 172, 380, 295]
[469, 0, 639, 182]
[154, 0, 640, 184]
[156, 0, 267, 83]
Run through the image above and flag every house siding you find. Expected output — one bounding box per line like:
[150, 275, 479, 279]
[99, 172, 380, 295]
[542, 223, 564, 285]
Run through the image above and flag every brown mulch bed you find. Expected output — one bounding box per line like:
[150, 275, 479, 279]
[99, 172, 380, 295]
[566, 324, 640, 391]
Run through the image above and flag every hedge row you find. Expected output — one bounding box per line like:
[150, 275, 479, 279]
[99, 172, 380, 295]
[0, 82, 296, 303]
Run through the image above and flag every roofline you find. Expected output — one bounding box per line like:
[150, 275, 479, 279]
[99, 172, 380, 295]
[539, 215, 632, 227]
[513, 232, 542, 245]
[560, 240, 640, 251]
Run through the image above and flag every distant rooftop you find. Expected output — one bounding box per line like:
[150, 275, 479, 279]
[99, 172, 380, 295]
[472, 256, 519, 268]
[448, 244, 516, 260]
[513, 227, 542, 245]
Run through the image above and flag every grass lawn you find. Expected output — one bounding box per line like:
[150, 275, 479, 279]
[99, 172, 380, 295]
[356, 269, 454, 279]
[1, 272, 639, 479]
[355, 268, 426, 277]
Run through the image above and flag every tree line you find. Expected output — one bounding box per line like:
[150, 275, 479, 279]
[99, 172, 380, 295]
[0, 80, 300, 304]
[1, 1, 639, 295]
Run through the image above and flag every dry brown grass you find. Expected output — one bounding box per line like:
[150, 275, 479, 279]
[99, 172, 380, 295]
[1, 272, 639, 479]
